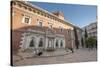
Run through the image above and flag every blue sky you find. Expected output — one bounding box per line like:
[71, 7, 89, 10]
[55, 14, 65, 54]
[29, 2, 97, 28]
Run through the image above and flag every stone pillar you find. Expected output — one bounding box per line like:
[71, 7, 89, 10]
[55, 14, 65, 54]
[35, 37, 39, 49]
[45, 37, 48, 50]
[58, 39, 61, 48]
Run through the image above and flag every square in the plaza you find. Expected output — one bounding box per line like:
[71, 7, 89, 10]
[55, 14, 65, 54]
[11, 0, 97, 66]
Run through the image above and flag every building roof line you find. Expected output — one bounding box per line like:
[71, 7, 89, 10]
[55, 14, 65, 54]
[14, 1, 81, 29]
[24, 1, 75, 26]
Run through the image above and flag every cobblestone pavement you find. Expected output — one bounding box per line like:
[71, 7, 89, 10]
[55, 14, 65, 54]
[13, 48, 97, 66]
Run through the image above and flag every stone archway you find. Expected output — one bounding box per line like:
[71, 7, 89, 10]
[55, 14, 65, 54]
[38, 38, 43, 47]
[29, 37, 35, 47]
[46, 37, 55, 51]
[56, 39, 59, 48]
[48, 39, 52, 48]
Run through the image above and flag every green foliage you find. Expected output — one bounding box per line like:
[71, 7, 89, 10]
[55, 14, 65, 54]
[81, 37, 84, 48]
[84, 28, 88, 38]
[85, 37, 96, 48]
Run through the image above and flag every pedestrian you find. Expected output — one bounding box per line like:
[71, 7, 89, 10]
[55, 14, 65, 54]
[70, 48, 74, 53]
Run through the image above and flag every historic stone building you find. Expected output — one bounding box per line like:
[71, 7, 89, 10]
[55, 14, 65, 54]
[11, 1, 82, 53]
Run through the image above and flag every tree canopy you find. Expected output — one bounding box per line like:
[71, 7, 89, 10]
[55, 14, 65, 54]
[85, 37, 96, 48]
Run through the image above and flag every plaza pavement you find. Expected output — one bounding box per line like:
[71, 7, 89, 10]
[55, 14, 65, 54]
[13, 48, 97, 66]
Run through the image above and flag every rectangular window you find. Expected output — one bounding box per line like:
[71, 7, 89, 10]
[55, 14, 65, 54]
[37, 20, 43, 27]
[24, 17, 30, 23]
[22, 15, 31, 24]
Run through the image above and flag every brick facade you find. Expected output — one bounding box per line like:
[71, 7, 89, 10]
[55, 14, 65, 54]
[11, 1, 82, 53]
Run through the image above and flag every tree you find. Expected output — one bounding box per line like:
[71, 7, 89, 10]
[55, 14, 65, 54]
[84, 28, 88, 38]
[84, 28, 88, 48]
[81, 37, 84, 48]
[74, 27, 79, 49]
[85, 37, 96, 49]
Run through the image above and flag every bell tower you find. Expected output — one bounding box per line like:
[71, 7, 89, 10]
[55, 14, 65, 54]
[52, 11, 65, 20]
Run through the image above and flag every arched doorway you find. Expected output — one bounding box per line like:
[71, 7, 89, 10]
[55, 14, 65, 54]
[38, 38, 43, 47]
[29, 37, 35, 48]
[56, 39, 58, 48]
[47, 37, 54, 48]
[60, 40, 63, 48]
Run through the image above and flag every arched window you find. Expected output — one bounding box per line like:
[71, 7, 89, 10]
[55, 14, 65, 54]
[60, 40, 63, 47]
[29, 38, 35, 47]
[56, 40, 58, 47]
[39, 38, 43, 47]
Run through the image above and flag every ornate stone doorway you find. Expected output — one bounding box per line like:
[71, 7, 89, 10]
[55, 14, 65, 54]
[46, 37, 55, 51]
[47, 37, 54, 48]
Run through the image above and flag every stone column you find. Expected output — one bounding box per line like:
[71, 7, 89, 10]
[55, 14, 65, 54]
[45, 37, 48, 50]
[58, 39, 61, 48]
[35, 37, 39, 49]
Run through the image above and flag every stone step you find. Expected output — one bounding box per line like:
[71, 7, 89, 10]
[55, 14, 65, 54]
[41, 49, 72, 57]
[13, 49, 72, 62]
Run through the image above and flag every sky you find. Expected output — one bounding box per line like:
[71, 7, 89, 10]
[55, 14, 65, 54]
[29, 1, 97, 28]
